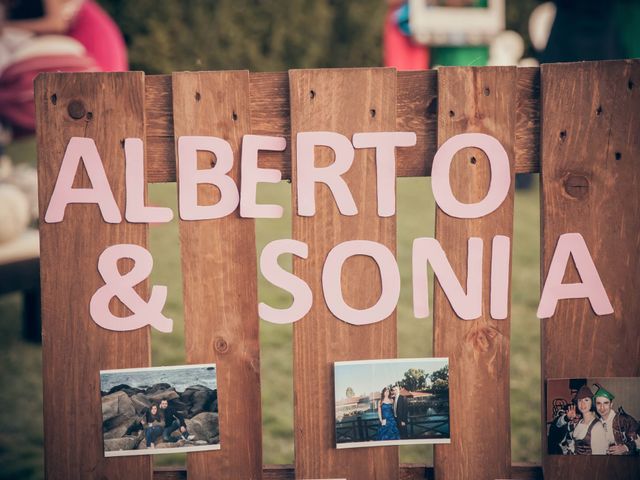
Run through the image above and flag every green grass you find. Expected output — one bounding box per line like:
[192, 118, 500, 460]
[0, 136, 541, 476]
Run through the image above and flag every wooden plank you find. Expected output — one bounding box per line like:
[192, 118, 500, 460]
[172, 71, 263, 479]
[433, 67, 516, 479]
[516, 67, 540, 174]
[540, 60, 640, 479]
[396, 70, 438, 176]
[36, 72, 152, 479]
[290, 68, 398, 479]
[144, 69, 539, 182]
[154, 463, 544, 479]
[146, 75, 174, 183]
[250, 72, 292, 179]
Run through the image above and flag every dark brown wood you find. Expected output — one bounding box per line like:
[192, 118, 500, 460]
[250, 72, 292, 179]
[516, 67, 540, 174]
[173, 71, 263, 479]
[36, 72, 152, 479]
[540, 60, 640, 480]
[433, 67, 516, 480]
[396, 70, 438, 176]
[145, 69, 539, 182]
[154, 463, 543, 479]
[146, 75, 174, 183]
[290, 68, 398, 479]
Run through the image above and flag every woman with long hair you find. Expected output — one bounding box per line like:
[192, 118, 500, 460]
[1, 0, 127, 135]
[567, 385, 608, 455]
[376, 386, 400, 441]
[142, 403, 164, 448]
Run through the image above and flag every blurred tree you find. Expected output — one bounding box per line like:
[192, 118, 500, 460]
[399, 368, 427, 391]
[326, 0, 387, 67]
[431, 378, 449, 394]
[429, 365, 449, 394]
[98, 0, 386, 73]
[345, 387, 355, 398]
[429, 364, 448, 383]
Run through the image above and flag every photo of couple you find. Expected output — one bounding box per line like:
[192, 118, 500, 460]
[334, 358, 450, 448]
[100, 364, 220, 456]
[546, 377, 639, 456]
[375, 384, 424, 441]
[140, 398, 195, 449]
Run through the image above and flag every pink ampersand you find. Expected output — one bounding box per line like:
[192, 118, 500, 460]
[90, 244, 173, 332]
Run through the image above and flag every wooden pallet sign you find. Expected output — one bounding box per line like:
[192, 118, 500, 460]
[36, 60, 639, 480]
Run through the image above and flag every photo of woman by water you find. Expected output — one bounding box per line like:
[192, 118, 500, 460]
[334, 358, 450, 448]
[142, 403, 163, 448]
[376, 387, 400, 440]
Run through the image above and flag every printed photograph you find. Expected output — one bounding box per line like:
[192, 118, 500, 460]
[546, 377, 640, 456]
[100, 364, 219, 456]
[334, 358, 450, 448]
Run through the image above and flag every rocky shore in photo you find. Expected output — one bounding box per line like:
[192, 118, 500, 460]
[101, 383, 218, 452]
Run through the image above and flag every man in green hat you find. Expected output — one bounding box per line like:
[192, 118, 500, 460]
[594, 384, 639, 455]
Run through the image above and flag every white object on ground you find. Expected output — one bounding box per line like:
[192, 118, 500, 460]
[0, 183, 30, 244]
[529, 2, 557, 52]
[488, 30, 525, 66]
[0, 229, 39, 265]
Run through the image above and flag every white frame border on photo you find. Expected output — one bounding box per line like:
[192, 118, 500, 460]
[100, 363, 219, 457]
[334, 357, 449, 367]
[337, 438, 450, 449]
[105, 443, 221, 457]
[100, 363, 217, 375]
[334, 357, 450, 449]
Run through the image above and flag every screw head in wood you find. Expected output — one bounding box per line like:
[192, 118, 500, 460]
[563, 174, 589, 199]
[67, 100, 86, 119]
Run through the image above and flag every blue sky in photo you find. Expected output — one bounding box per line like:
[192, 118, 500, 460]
[334, 358, 448, 401]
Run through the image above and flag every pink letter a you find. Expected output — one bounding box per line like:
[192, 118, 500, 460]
[537, 233, 613, 318]
[45, 137, 120, 223]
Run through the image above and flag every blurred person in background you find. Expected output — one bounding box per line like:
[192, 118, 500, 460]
[5, 0, 127, 71]
[383, 0, 429, 70]
[0, 0, 127, 136]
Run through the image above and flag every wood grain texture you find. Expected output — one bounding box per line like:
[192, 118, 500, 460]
[146, 75, 174, 183]
[290, 68, 398, 479]
[154, 463, 544, 479]
[144, 69, 539, 182]
[396, 70, 438, 176]
[433, 67, 516, 480]
[540, 60, 640, 479]
[250, 72, 292, 179]
[516, 67, 540, 174]
[173, 71, 262, 479]
[36, 72, 152, 479]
